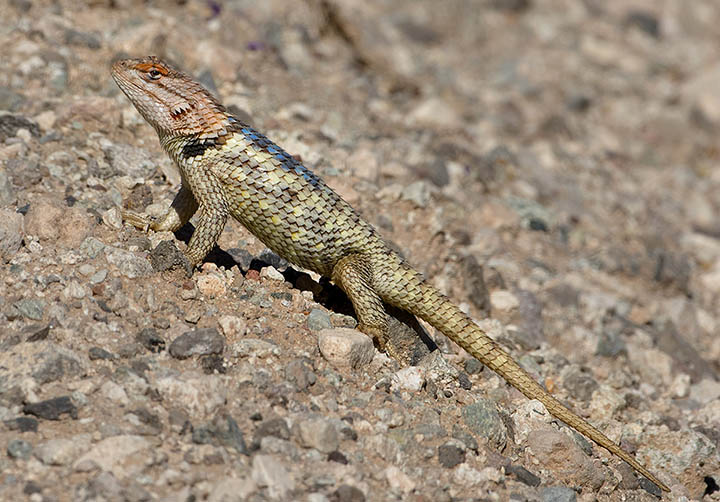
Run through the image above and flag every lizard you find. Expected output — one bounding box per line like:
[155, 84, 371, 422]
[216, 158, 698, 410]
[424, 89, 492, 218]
[111, 55, 670, 492]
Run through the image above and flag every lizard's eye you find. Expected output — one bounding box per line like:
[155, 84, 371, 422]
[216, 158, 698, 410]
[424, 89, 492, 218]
[148, 68, 162, 80]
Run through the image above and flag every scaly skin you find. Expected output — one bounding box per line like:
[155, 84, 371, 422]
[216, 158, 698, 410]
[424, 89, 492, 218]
[111, 56, 669, 492]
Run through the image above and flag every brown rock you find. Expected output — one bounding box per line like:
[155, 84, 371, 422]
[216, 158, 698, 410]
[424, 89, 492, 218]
[25, 199, 95, 248]
[526, 428, 605, 490]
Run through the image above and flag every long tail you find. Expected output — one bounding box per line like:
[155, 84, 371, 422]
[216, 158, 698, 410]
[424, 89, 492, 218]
[378, 264, 669, 492]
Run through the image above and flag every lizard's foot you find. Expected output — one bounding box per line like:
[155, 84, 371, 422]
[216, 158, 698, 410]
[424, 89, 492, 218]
[358, 320, 428, 366]
[121, 209, 155, 232]
[384, 314, 432, 366]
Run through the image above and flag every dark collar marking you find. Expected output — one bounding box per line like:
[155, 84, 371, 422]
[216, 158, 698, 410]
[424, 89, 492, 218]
[181, 137, 217, 158]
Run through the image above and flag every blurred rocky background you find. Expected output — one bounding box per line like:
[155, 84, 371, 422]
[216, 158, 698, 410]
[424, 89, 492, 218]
[1, 0, 719, 500]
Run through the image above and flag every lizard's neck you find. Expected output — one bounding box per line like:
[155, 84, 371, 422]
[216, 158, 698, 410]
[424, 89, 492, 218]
[160, 114, 241, 168]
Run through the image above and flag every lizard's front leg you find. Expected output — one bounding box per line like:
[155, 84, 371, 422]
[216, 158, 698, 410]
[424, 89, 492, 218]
[124, 168, 228, 268]
[123, 183, 199, 233]
[180, 169, 229, 267]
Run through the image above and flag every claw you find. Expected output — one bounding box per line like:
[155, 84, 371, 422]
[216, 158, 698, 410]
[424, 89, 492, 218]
[121, 209, 154, 233]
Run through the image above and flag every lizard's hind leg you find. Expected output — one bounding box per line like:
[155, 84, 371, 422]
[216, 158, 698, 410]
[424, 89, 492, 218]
[331, 254, 431, 365]
[332, 254, 411, 364]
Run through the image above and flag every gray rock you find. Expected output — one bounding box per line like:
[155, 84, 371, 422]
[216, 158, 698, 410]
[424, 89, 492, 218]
[507, 197, 553, 232]
[461, 399, 507, 450]
[73, 435, 151, 478]
[169, 328, 225, 359]
[128, 407, 162, 434]
[461, 255, 490, 316]
[490, 0, 531, 12]
[116, 342, 142, 359]
[438, 440, 465, 468]
[32, 349, 84, 384]
[207, 476, 257, 502]
[34, 436, 89, 465]
[451, 424, 479, 453]
[596, 330, 627, 358]
[505, 464, 541, 487]
[307, 494, 330, 502]
[6, 439, 32, 459]
[333, 484, 365, 502]
[14, 298, 45, 321]
[64, 28, 101, 50]
[690, 379, 720, 405]
[513, 289, 545, 350]
[149, 240, 191, 275]
[258, 249, 290, 272]
[135, 327, 166, 353]
[284, 358, 317, 391]
[561, 366, 599, 402]
[317, 328, 374, 369]
[527, 429, 603, 489]
[307, 308, 332, 331]
[47, 55, 69, 91]
[251, 454, 295, 499]
[232, 338, 280, 358]
[102, 143, 155, 179]
[541, 486, 577, 502]
[0, 209, 22, 262]
[254, 418, 291, 445]
[3, 416, 38, 433]
[89, 269, 107, 284]
[293, 415, 339, 453]
[390, 366, 425, 393]
[86, 472, 122, 501]
[0, 169, 15, 206]
[218, 315, 247, 338]
[0, 87, 25, 112]
[624, 10, 660, 38]
[105, 247, 153, 279]
[463, 358, 483, 375]
[420, 351, 459, 390]
[226, 247, 254, 272]
[260, 265, 284, 281]
[653, 320, 714, 382]
[121, 481, 151, 502]
[80, 237, 106, 258]
[153, 372, 227, 416]
[23, 396, 78, 420]
[413, 422, 446, 441]
[401, 180, 431, 208]
[192, 414, 248, 455]
[0, 114, 40, 140]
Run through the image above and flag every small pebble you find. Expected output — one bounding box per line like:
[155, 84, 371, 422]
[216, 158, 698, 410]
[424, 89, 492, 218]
[7, 439, 32, 459]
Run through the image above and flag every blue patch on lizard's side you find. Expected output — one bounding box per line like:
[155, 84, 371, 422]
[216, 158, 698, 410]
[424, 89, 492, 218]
[239, 125, 322, 187]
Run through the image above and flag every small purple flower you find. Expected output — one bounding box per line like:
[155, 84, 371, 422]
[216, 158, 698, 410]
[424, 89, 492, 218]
[247, 41, 266, 51]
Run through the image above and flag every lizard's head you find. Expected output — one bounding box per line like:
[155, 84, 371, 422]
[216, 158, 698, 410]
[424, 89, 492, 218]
[111, 56, 230, 140]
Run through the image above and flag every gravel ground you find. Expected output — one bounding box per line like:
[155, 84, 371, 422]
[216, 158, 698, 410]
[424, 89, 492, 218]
[1, 0, 720, 501]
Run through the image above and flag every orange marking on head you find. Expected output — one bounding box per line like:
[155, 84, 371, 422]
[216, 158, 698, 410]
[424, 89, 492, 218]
[134, 62, 169, 75]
